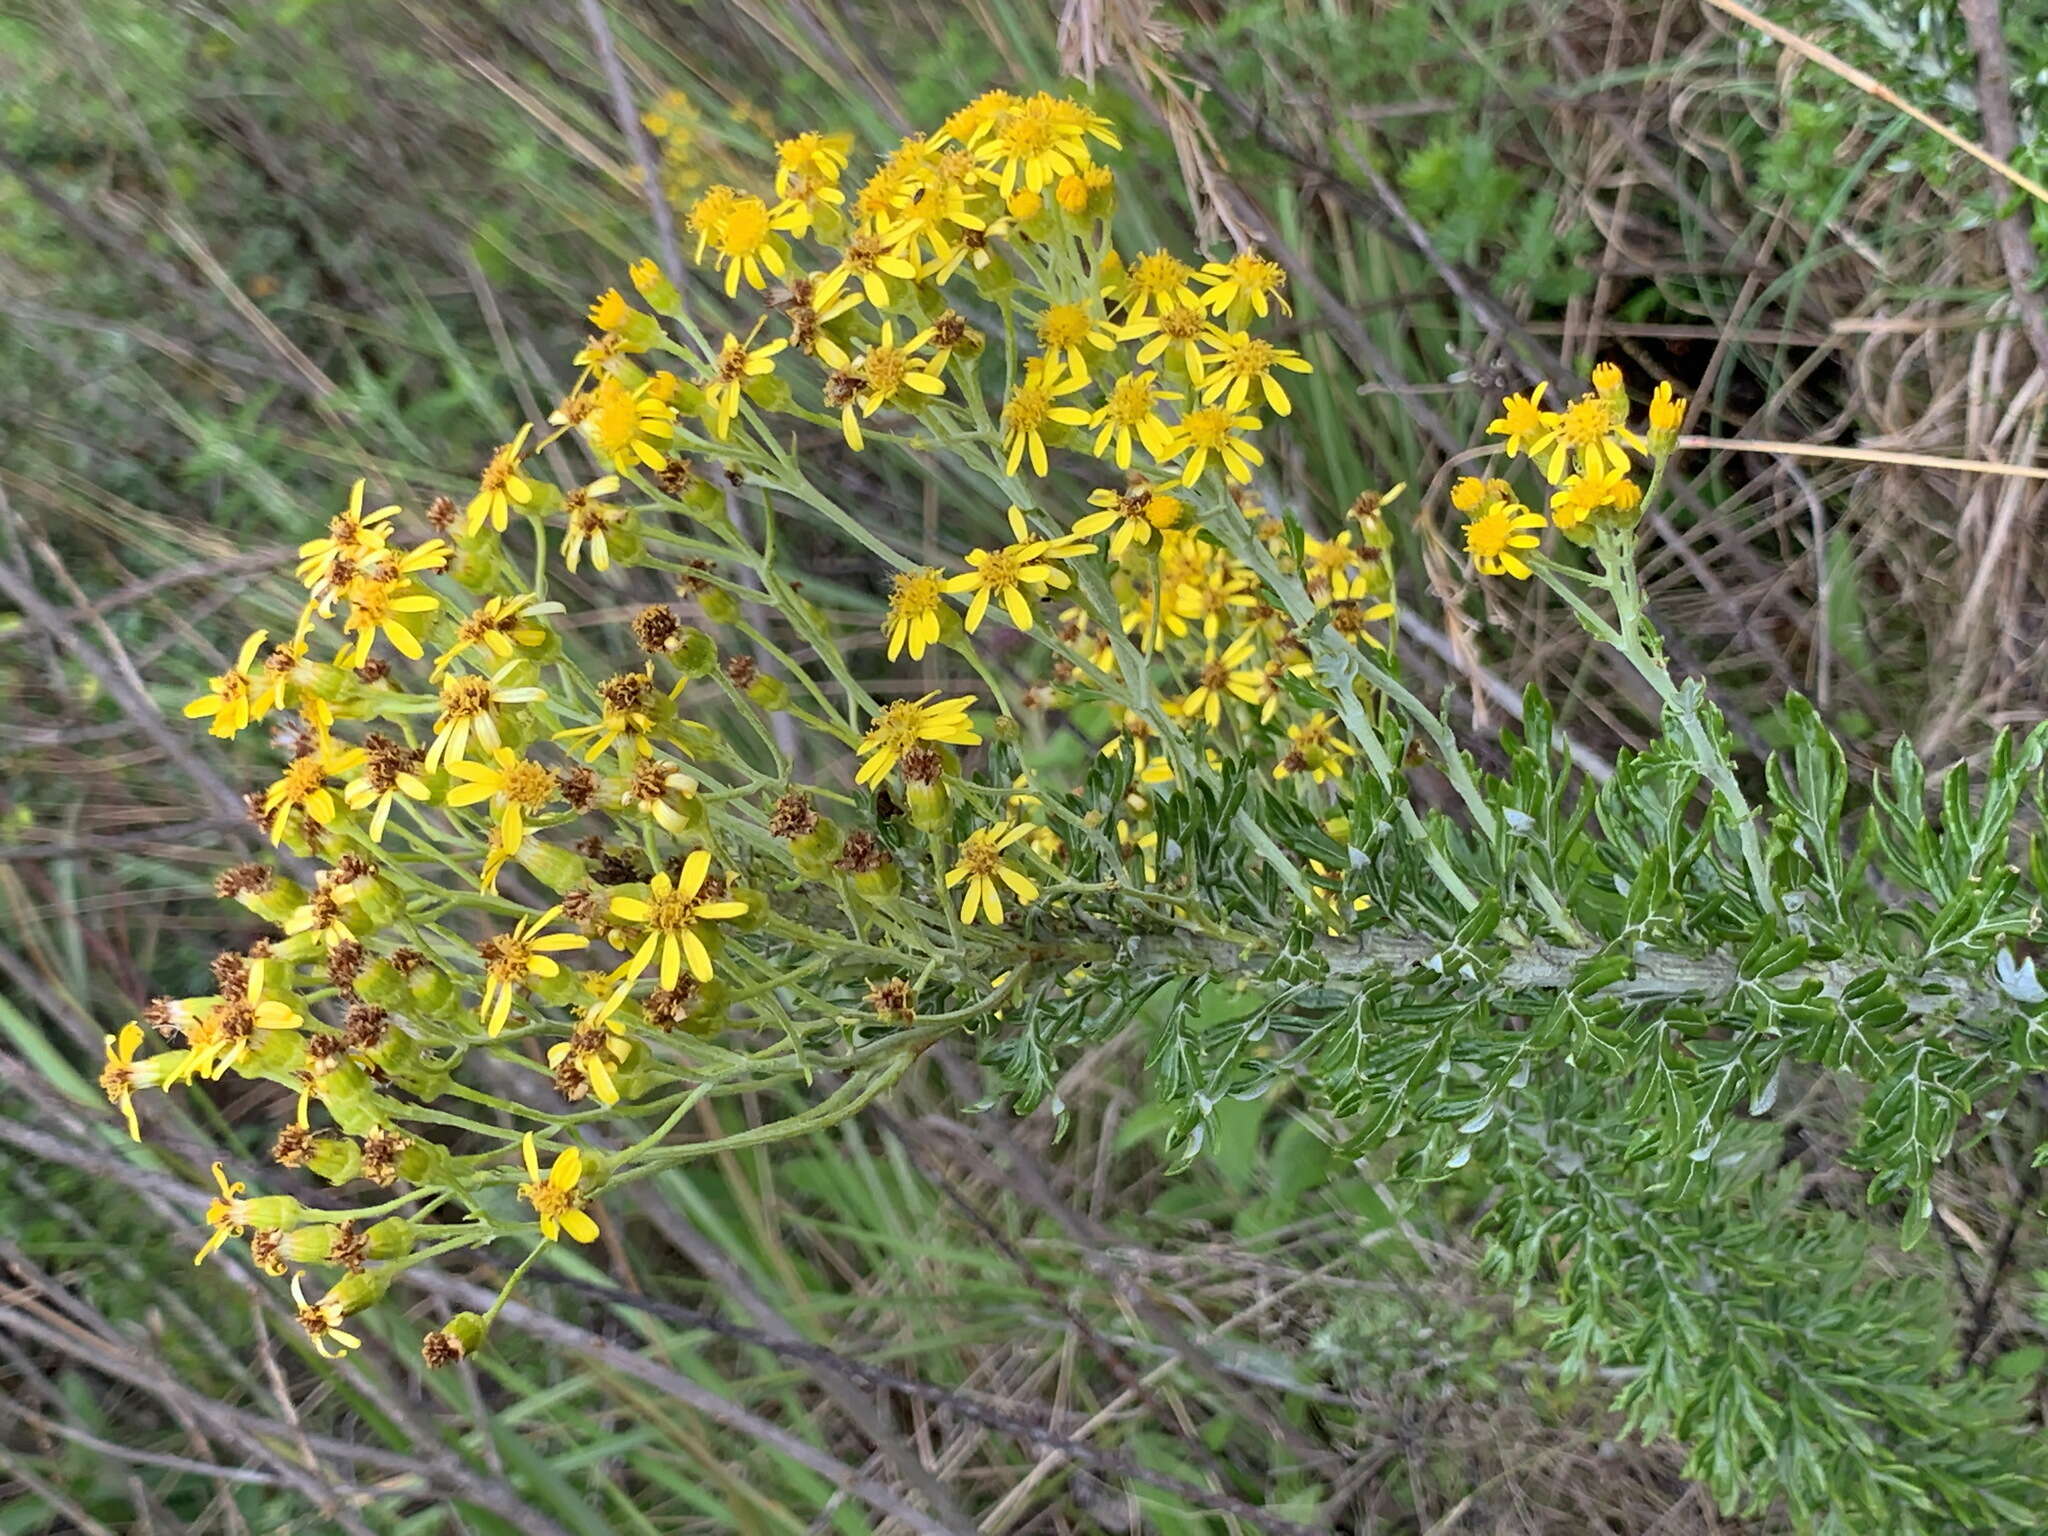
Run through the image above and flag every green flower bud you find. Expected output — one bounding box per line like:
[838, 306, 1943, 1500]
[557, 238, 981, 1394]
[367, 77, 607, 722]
[746, 674, 791, 712]
[423, 1309, 489, 1366]
[853, 862, 902, 901]
[683, 475, 726, 518]
[319, 1062, 384, 1136]
[355, 959, 408, 1010]
[515, 839, 588, 893]
[242, 1194, 309, 1231]
[789, 822, 844, 880]
[744, 372, 792, 414]
[450, 540, 506, 593]
[700, 587, 742, 625]
[908, 777, 951, 835]
[365, 1217, 416, 1260]
[672, 628, 718, 678]
[629, 258, 680, 314]
[270, 930, 324, 965]
[231, 873, 307, 924]
[605, 519, 645, 565]
[306, 1136, 363, 1184]
[408, 963, 459, 1019]
[326, 1265, 392, 1316]
[992, 713, 1022, 746]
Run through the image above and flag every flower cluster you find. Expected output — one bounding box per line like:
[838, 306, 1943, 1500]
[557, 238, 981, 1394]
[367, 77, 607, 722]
[1461, 365, 1685, 579]
[117, 89, 1645, 1366]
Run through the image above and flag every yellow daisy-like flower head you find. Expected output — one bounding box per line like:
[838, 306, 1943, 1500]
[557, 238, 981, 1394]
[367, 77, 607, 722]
[1001, 355, 1091, 476]
[1169, 405, 1264, 486]
[856, 692, 981, 787]
[1464, 501, 1546, 580]
[1087, 371, 1180, 470]
[1486, 383, 1559, 461]
[1197, 328, 1313, 416]
[587, 376, 676, 472]
[1196, 249, 1290, 320]
[182, 629, 271, 739]
[705, 330, 789, 441]
[1544, 391, 1643, 483]
[943, 820, 1042, 925]
[607, 849, 750, 991]
[467, 423, 536, 536]
[478, 904, 590, 1036]
[942, 507, 1094, 634]
[885, 566, 948, 661]
[519, 1133, 600, 1244]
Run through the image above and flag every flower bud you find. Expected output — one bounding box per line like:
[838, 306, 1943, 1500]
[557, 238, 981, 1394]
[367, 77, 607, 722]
[907, 776, 951, 835]
[422, 1310, 489, 1366]
[699, 587, 742, 625]
[306, 1136, 363, 1184]
[515, 839, 589, 893]
[318, 1061, 385, 1136]
[408, 963, 459, 1019]
[746, 674, 790, 712]
[325, 1265, 393, 1317]
[789, 823, 843, 880]
[629, 258, 681, 315]
[450, 540, 507, 593]
[354, 959, 408, 1010]
[671, 627, 718, 678]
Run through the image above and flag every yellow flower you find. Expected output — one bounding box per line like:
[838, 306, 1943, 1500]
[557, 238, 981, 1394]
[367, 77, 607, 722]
[1169, 405, 1264, 485]
[291, 1271, 365, 1358]
[1648, 380, 1686, 456]
[619, 758, 699, 835]
[341, 735, 431, 842]
[1542, 392, 1643, 484]
[775, 130, 853, 195]
[1485, 384, 1559, 461]
[423, 664, 547, 774]
[705, 331, 788, 440]
[840, 321, 946, 450]
[445, 747, 559, 876]
[608, 850, 749, 990]
[586, 376, 676, 471]
[100, 1023, 152, 1140]
[1123, 302, 1210, 381]
[822, 236, 919, 311]
[686, 184, 741, 259]
[1450, 476, 1515, 514]
[1196, 249, 1290, 320]
[1274, 711, 1358, 784]
[1075, 484, 1184, 559]
[337, 564, 443, 668]
[705, 194, 792, 295]
[479, 905, 589, 1036]
[1177, 630, 1264, 727]
[1001, 356, 1091, 476]
[263, 736, 349, 843]
[183, 629, 271, 739]
[1105, 248, 1199, 321]
[555, 668, 667, 762]
[969, 91, 1117, 198]
[1087, 371, 1180, 469]
[885, 567, 947, 661]
[1549, 466, 1640, 531]
[1464, 501, 1546, 580]
[297, 480, 399, 608]
[519, 1133, 600, 1243]
[1197, 329, 1313, 416]
[1033, 302, 1118, 382]
[856, 692, 981, 787]
[944, 821, 1042, 925]
[547, 1016, 632, 1106]
[433, 593, 561, 679]
[943, 506, 1093, 634]
[467, 423, 537, 535]
[561, 477, 626, 571]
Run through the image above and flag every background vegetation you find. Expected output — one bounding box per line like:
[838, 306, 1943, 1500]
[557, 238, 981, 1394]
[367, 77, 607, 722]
[3, 0, 2046, 1529]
